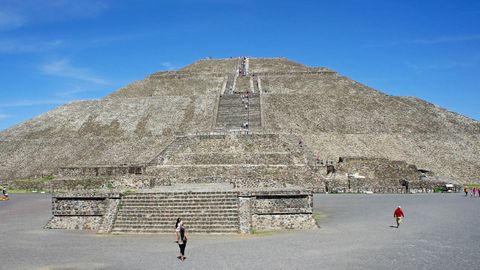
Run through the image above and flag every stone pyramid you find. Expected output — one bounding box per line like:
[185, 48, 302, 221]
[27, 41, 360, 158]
[1, 57, 479, 185]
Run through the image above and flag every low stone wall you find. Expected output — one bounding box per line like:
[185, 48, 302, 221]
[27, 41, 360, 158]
[45, 192, 120, 233]
[148, 165, 319, 189]
[58, 165, 146, 178]
[238, 189, 316, 233]
[46, 216, 103, 230]
[323, 178, 452, 194]
[51, 176, 152, 192]
[336, 157, 420, 182]
[0, 178, 51, 191]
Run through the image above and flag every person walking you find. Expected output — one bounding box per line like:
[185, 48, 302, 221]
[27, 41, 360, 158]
[472, 187, 477, 197]
[175, 218, 188, 261]
[464, 186, 469, 196]
[1, 186, 8, 200]
[393, 206, 405, 228]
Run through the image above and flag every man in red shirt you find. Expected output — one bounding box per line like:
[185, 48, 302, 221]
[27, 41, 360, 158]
[394, 206, 405, 228]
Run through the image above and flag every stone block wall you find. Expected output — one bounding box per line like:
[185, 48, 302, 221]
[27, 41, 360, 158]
[323, 177, 450, 194]
[0, 178, 51, 191]
[52, 198, 105, 216]
[336, 157, 420, 182]
[58, 166, 146, 178]
[45, 192, 120, 232]
[147, 164, 320, 189]
[51, 176, 152, 192]
[238, 189, 316, 233]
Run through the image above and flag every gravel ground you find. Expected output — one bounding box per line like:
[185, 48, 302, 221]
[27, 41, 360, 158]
[1, 193, 479, 270]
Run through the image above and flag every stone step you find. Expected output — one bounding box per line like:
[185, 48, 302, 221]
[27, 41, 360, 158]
[115, 213, 239, 218]
[216, 113, 261, 117]
[122, 195, 238, 199]
[122, 196, 236, 202]
[122, 197, 237, 201]
[112, 224, 238, 230]
[121, 202, 239, 206]
[117, 208, 238, 213]
[116, 208, 239, 215]
[117, 210, 238, 218]
[119, 202, 238, 206]
[111, 227, 239, 234]
[216, 116, 261, 121]
[115, 217, 238, 222]
[119, 203, 238, 207]
[123, 192, 238, 196]
[114, 219, 239, 225]
[114, 226, 239, 231]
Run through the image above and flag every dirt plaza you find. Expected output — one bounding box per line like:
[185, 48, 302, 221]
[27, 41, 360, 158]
[1, 193, 479, 270]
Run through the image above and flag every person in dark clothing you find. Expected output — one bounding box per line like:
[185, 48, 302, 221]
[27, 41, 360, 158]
[175, 218, 188, 261]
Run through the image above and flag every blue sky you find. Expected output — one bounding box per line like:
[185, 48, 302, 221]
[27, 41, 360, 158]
[0, 0, 479, 131]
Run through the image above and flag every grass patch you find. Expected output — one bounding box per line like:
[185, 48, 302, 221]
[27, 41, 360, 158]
[249, 229, 281, 236]
[123, 189, 137, 195]
[15, 175, 54, 182]
[7, 189, 49, 194]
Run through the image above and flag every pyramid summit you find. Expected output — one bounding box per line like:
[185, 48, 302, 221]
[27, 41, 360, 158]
[0, 56, 479, 186]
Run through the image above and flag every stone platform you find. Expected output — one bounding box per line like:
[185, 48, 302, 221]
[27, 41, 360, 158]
[46, 183, 317, 234]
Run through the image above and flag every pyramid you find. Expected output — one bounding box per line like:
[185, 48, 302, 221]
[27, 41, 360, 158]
[1, 57, 479, 186]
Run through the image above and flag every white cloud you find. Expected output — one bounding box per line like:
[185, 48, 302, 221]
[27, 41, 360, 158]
[405, 61, 475, 74]
[40, 1, 108, 18]
[366, 34, 480, 48]
[0, 0, 109, 31]
[160, 61, 177, 70]
[0, 99, 68, 108]
[54, 86, 103, 99]
[0, 39, 64, 53]
[0, 10, 26, 30]
[0, 113, 10, 120]
[41, 59, 109, 85]
[407, 35, 480, 45]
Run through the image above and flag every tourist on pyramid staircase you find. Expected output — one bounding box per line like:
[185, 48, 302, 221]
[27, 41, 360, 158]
[464, 186, 469, 196]
[393, 206, 405, 228]
[175, 218, 188, 261]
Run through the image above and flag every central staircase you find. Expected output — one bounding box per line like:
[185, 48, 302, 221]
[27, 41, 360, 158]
[215, 94, 261, 131]
[112, 191, 240, 233]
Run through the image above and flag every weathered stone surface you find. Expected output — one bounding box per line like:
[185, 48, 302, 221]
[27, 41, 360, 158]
[52, 198, 105, 216]
[45, 216, 103, 230]
[253, 196, 311, 214]
[97, 199, 120, 234]
[1, 57, 478, 184]
[238, 196, 252, 233]
[252, 213, 317, 230]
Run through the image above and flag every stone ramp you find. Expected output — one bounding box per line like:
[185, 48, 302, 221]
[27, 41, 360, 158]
[112, 190, 239, 233]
